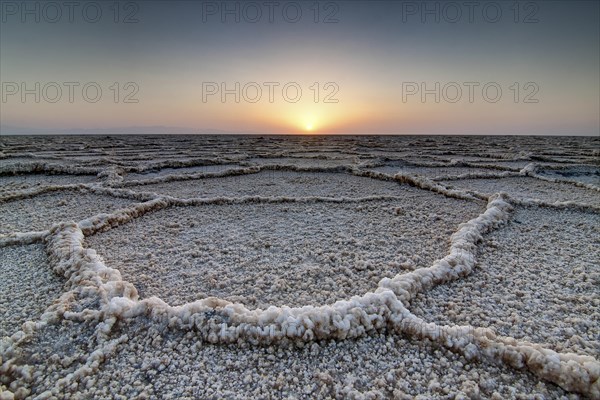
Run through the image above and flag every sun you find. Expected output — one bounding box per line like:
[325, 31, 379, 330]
[298, 112, 319, 133]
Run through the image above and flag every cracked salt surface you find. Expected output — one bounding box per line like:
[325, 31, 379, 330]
[0, 174, 97, 195]
[538, 165, 600, 186]
[122, 164, 239, 181]
[86, 197, 482, 308]
[0, 320, 100, 398]
[411, 206, 600, 357]
[90, 319, 568, 399]
[1, 135, 599, 399]
[0, 192, 134, 235]
[247, 157, 353, 168]
[133, 170, 414, 199]
[0, 158, 68, 168]
[471, 160, 534, 169]
[370, 165, 499, 179]
[443, 176, 600, 206]
[0, 244, 64, 338]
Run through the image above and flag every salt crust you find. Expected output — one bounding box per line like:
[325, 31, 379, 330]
[1, 140, 599, 398]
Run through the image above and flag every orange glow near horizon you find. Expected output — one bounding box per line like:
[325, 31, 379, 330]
[302, 113, 316, 133]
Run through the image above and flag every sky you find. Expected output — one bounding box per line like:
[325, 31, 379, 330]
[0, 0, 599, 135]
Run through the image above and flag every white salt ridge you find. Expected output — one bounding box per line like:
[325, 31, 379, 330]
[442, 175, 600, 209]
[1, 135, 599, 398]
[411, 207, 599, 356]
[246, 157, 354, 169]
[521, 163, 600, 192]
[122, 157, 244, 172]
[0, 183, 81, 204]
[4, 173, 599, 396]
[369, 157, 531, 184]
[0, 189, 136, 236]
[123, 164, 240, 182]
[0, 174, 97, 195]
[432, 170, 520, 181]
[118, 165, 259, 188]
[0, 160, 101, 176]
[86, 197, 481, 308]
[377, 194, 513, 303]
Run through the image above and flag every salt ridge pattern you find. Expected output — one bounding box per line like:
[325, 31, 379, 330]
[0, 135, 598, 399]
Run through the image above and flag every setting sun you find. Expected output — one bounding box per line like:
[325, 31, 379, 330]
[302, 113, 318, 133]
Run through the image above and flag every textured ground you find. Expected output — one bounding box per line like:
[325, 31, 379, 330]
[0, 244, 64, 338]
[122, 164, 240, 182]
[0, 174, 97, 195]
[443, 176, 600, 206]
[86, 198, 482, 309]
[134, 171, 411, 199]
[411, 206, 600, 357]
[0, 135, 598, 399]
[0, 192, 134, 235]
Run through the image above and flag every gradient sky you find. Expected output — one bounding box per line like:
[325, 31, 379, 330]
[1, 0, 599, 135]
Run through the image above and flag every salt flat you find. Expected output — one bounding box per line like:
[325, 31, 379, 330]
[0, 244, 64, 338]
[0, 135, 599, 399]
[411, 206, 600, 356]
[443, 176, 600, 206]
[86, 197, 481, 309]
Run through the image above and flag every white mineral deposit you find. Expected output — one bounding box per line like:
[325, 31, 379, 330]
[0, 135, 598, 399]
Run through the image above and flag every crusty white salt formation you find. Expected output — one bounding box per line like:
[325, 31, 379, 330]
[86, 197, 482, 308]
[371, 164, 505, 179]
[247, 157, 354, 168]
[411, 206, 600, 357]
[0, 244, 64, 338]
[0, 191, 135, 235]
[122, 164, 240, 182]
[126, 170, 419, 199]
[442, 176, 600, 207]
[0, 174, 97, 195]
[524, 163, 600, 187]
[73, 320, 571, 399]
[0, 135, 599, 399]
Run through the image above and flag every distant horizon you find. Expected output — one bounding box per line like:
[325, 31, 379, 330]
[1, 124, 598, 138]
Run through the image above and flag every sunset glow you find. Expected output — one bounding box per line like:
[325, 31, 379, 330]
[0, 1, 598, 135]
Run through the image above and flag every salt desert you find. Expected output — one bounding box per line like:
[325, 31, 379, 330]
[0, 135, 599, 399]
